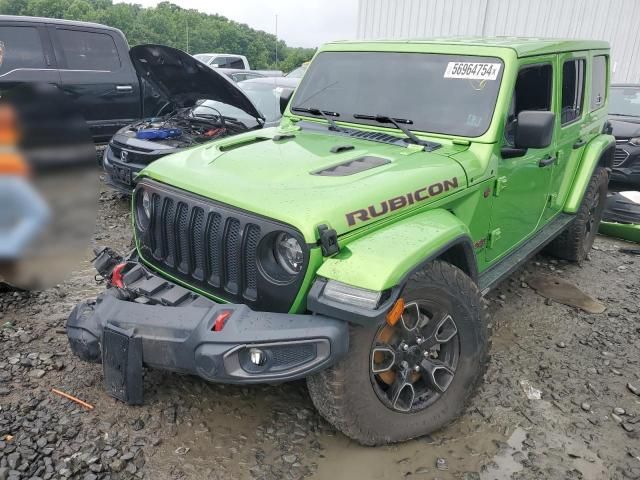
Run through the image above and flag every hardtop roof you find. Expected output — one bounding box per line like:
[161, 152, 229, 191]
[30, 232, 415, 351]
[325, 37, 609, 57]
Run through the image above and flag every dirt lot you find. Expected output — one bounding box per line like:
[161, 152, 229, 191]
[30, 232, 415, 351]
[1, 185, 639, 480]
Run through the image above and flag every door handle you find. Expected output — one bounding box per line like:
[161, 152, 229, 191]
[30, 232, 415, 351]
[573, 138, 586, 149]
[116, 85, 133, 92]
[539, 155, 556, 167]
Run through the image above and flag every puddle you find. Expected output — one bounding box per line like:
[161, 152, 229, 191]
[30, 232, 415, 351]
[314, 418, 504, 479]
[480, 427, 526, 480]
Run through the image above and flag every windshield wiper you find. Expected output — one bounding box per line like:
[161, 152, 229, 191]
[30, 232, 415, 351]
[353, 113, 433, 148]
[290, 107, 345, 132]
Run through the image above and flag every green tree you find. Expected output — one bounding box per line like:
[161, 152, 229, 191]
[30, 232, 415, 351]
[0, 0, 316, 71]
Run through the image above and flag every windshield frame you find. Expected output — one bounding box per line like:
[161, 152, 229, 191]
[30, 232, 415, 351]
[609, 86, 640, 117]
[288, 50, 507, 140]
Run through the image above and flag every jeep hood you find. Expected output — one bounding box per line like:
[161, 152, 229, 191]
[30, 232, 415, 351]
[130, 44, 262, 120]
[140, 128, 467, 241]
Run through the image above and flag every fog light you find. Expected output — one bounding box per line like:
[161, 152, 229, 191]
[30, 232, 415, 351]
[249, 348, 267, 366]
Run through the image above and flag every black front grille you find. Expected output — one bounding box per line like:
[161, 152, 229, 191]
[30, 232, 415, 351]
[614, 147, 629, 167]
[135, 179, 308, 312]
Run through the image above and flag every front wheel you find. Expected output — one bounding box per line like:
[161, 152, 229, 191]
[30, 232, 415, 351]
[307, 261, 489, 445]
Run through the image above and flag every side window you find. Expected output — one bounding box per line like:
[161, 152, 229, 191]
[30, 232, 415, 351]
[57, 29, 120, 71]
[210, 57, 228, 68]
[227, 57, 245, 69]
[561, 59, 586, 125]
[0, 26, 47, 73]
[504, 64, 553, 145]
[591, 55, 607, 111]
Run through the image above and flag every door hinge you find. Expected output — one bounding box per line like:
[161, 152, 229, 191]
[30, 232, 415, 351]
[548, 192, 558, 205]
[488, 228, 502, 248]
[494, 176, 508, 197]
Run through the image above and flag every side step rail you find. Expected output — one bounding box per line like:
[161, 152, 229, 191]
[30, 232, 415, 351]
[478, 213, 575, 295]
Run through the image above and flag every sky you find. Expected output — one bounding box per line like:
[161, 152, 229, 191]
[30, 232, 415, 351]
[115, 0, 359, 48]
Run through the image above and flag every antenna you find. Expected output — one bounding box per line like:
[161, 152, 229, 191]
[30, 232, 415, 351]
[275, 14, 278, 68]
[186, 19, 189, 53]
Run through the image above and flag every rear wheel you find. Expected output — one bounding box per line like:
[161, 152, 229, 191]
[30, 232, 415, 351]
[546, 167, 608, 263]
[307, 261, 489, 445]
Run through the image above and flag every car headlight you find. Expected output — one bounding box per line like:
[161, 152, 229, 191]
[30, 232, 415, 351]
[135, 188, 152, 230]
[629, 137, 640, 146]
[274, 232, 303, 274]
[322, 279, 382, 309]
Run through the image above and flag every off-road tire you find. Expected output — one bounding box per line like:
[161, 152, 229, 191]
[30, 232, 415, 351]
[306, 260, 489, 446]
[546, 167, 608, 263]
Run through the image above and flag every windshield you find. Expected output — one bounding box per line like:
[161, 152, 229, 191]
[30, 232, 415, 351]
[291, 51, 504, 137]
[238, 81, 285, 122]
[191, 81, 284, 127]
[287, 66, 307, 79]
[609, 87, 640, 117]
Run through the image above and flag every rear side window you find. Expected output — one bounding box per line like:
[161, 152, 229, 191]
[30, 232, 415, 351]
[0, 26, 46, 73]
[210, 57, 228, 68]
[57, 29, 120, 71]
[591, 55, 607, 111]
[561, 59, 586, 125]
[227, 57, 245, 69]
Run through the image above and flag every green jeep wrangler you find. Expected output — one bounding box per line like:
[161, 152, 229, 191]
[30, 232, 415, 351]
[68, 38, 614, 445]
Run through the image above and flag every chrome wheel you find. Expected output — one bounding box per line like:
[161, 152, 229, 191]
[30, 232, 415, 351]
[370, 301, 460, 413]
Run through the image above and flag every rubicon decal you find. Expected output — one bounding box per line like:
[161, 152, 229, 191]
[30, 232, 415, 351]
[346, 177, 460, 227]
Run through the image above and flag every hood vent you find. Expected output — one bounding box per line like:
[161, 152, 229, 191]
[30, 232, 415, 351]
[312, 156, 390, 177]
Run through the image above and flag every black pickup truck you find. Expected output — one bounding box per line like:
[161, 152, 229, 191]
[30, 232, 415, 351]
[0, 16, 180, 142]
[0, 15, 158, 142]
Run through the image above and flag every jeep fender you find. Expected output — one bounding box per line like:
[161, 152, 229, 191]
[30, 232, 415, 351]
[563, 134, 615, 214]
[315, 209, 476, 293]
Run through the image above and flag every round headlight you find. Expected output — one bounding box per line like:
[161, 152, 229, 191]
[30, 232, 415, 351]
[142, 190, 152, 219]
[274, 232, 303, 274]
[136, 188, 151, 230]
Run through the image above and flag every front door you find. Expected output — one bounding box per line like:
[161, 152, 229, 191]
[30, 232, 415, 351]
[485, 58, 556, 263]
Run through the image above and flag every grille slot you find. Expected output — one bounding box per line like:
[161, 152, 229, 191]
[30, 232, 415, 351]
[614, 148, 629, 167]
[137, 180, 307, 312]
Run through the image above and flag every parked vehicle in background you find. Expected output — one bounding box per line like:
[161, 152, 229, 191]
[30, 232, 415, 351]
[103, 68, 296, 193]
[0, 15, 167, 142]
[219, 69, 265, 82]
[193, 52, 283, 77]
[609, 84, 640, 187]
[69, 38, 613, 446]
[286, 63, 309, 79]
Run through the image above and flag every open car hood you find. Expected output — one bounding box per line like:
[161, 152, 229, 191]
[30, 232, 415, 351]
[130, 44, 262, 120]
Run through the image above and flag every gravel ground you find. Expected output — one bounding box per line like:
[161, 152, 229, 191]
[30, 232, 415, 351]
[0, 184, 639, 480]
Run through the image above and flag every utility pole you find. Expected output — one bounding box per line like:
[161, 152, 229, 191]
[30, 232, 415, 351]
[275, 14, 278, 68]
[186, 20, 189, 53]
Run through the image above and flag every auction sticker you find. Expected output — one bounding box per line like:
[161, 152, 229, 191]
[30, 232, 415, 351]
[444, 62, 501, 80]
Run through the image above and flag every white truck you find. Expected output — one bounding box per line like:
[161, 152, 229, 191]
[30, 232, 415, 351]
[193, 53, 283, 77]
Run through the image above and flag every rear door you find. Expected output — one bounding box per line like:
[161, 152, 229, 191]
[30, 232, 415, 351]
[0, 21, 59, 90]
[49, 25, 141, 141]
[545, 52, 610, 220]
[544, 52, 589, 221]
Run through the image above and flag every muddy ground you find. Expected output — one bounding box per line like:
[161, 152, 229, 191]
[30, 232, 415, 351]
[1, 183, 639, 480]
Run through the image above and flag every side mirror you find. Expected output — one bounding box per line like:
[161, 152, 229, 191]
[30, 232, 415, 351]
[279, 88, 294, 114]
[515, 110, 555, 149]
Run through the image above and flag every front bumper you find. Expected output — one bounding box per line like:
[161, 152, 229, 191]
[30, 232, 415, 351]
[611, 143, 640, 187]
[67, 261, 349, 400]
[102, 136, 179, 194]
